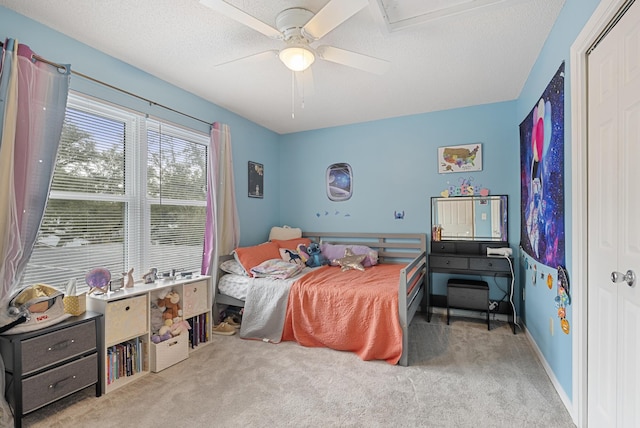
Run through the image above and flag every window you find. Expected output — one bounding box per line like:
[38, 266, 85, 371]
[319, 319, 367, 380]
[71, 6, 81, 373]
[21, 94, 208, 292]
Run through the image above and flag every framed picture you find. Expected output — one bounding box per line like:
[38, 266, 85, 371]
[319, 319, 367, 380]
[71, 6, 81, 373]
[248, 161, 263, 198]
[438, 143, 483, 173]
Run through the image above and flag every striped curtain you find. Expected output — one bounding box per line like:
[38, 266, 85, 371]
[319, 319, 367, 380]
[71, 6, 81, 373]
[0, 39, 70, 312]
[201, 122, 240, 276]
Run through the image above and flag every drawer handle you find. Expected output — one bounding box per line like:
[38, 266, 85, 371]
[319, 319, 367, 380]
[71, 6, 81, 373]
[49, 375, 76, 390]
[445, 260, 450, 265]
[125, 306, 130, 311]
[48, 339, 75, 351]
[488, 262, 493, 267]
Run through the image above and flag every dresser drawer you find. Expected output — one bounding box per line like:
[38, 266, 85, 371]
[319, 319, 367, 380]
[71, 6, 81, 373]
[21, 321, 96, 375]
[105, 295, 147, 345]
[182, 281, 209, 318]
[469, 257, 511, 272]
[21, 353, 97, 414]
[431, 242, 456, 253]
[430, 255, 468, 270]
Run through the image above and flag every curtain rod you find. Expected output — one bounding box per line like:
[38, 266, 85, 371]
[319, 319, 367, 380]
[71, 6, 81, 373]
[1, 41, 213, 127]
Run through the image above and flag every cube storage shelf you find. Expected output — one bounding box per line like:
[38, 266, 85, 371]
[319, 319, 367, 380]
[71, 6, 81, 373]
[88, 275, 211, 394]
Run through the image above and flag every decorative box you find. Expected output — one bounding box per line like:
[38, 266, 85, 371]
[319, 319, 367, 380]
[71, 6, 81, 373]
[63, 292, 87, 316]
[150, 333, 188, 372]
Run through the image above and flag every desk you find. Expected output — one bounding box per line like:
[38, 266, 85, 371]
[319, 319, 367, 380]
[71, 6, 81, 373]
[427, 241, 516, 334]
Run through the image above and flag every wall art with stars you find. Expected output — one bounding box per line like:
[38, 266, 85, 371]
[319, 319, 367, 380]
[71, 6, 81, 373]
[519, 62, 565, 267]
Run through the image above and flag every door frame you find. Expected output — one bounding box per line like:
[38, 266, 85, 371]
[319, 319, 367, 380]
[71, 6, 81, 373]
[570, 0, 631, 426]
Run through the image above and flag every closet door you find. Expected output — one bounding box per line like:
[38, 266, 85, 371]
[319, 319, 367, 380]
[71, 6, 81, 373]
[587, 2, 640, 426]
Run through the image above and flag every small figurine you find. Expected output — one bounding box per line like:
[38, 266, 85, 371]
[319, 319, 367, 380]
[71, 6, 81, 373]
[123, 268, 135, 288]
[143, 267, 158, 284]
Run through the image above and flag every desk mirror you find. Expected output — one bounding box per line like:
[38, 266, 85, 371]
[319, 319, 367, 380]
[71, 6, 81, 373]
[431, 195, 507, 241]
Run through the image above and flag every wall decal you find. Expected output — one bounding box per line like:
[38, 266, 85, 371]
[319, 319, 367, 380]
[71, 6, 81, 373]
[438, 143, 482, 173]
[556, 266, 571, 334]
[520, 62, 565, 267]
[326, 163, 352, 201]
[440, 176, 489, 197]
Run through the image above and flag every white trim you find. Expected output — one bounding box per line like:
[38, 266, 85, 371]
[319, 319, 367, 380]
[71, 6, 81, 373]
[570, 1, 629, 426]
[523, 326, 573, 418]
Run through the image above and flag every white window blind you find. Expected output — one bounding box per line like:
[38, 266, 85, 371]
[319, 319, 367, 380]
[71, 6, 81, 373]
[22, 94, 208, 293]
[146, 121, 207, 276]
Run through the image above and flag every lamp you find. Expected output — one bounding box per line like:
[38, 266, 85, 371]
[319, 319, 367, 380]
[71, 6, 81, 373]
[279, 46, 315, 71]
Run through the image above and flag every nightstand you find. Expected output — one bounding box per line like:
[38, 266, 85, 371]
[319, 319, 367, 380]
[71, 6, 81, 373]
[0, 312, 103, 428]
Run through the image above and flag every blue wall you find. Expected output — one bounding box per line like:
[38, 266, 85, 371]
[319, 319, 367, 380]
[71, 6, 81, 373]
[278, 103, 520, 304]
[515, 0, 600, 401]
[0, 6, 281, 247]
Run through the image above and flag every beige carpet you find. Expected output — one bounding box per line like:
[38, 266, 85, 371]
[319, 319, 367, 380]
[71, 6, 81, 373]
[21, 313, 575, 428]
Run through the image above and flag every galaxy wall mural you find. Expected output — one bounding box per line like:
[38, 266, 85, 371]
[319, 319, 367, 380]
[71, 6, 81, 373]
[520, 62, 565, 268]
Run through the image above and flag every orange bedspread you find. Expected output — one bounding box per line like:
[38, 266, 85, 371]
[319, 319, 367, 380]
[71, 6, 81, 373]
[281, 264, 404, 364]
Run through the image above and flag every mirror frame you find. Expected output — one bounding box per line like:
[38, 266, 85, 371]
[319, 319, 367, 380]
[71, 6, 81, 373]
[431, 195, 508, 242]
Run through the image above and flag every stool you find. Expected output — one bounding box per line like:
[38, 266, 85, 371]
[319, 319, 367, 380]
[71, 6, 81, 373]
[447, 278, 490, 330]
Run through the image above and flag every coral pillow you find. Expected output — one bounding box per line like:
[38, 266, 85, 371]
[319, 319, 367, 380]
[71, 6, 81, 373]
[321, 243, 379, 267]
[271, 237, 311, 250]
[233, 241, 281, 277]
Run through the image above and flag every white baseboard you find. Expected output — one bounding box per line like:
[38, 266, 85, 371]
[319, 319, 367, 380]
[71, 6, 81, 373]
[522, 325, 575, 424]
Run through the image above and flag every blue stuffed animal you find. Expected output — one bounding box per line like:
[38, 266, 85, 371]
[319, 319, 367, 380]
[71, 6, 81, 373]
[301, 243, 329, 267]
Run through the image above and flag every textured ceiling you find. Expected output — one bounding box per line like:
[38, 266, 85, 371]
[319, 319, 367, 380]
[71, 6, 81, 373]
[0, 0, 565, 134]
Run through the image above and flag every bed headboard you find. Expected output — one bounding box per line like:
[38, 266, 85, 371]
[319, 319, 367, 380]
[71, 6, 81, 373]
[301, 232, 426, 264]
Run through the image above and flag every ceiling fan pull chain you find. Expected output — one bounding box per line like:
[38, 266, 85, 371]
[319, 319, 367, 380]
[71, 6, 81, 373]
[291, 71, 295, 119]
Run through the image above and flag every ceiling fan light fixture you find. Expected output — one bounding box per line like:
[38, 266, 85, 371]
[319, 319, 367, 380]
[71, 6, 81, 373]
[279, 46, 315, 71]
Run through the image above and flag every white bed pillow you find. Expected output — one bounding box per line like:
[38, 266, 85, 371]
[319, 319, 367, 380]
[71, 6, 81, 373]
[268, 225, 302, 241]
[219, 259, 248, 276]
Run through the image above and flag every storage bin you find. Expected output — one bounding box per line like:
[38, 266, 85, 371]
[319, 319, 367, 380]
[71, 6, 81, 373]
[104, 295, 147, 345]
[150, 333, 188, 372]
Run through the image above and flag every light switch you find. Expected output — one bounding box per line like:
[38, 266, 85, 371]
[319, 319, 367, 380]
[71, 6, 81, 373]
[481, 213, 487, 220]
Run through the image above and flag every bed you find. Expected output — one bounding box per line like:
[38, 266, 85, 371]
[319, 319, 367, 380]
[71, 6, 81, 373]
[214, 232, 427, 366]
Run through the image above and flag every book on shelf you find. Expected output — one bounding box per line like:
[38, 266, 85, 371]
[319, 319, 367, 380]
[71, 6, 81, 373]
[106, 336, 145, 384]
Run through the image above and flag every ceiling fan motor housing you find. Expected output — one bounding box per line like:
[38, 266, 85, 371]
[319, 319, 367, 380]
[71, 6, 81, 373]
[276, 8, 314, 44]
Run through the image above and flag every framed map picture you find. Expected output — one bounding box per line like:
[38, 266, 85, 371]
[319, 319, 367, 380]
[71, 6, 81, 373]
[248, 161, 263, 198]
[438, 143, 483, 173]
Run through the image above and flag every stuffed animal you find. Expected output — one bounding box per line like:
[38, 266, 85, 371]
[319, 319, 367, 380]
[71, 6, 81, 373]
[301, 243, 329, 267]
[157, 290, 182, 325]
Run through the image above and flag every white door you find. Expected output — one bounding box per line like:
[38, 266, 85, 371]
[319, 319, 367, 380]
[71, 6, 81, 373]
[587, 1, 640, 426]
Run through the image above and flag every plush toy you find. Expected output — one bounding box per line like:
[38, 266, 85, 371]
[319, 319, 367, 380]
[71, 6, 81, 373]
[157, 290, 182, 325]
[301, 243, 329, 268]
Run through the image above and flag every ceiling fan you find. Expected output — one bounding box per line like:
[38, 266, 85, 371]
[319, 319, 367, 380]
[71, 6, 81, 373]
[199, 0, 390, 76]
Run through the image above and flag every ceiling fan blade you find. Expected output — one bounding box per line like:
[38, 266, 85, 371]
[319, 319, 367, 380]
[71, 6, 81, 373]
[295, 68, 315, 97]
[199, 0, 282, 39]
[302, 0, 369, 40]
[317, 45, 390, 75]
[216, 50, 278, 67]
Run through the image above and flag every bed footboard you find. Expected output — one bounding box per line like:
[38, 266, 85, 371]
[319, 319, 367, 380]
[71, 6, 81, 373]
[398, 251, 427, 366]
